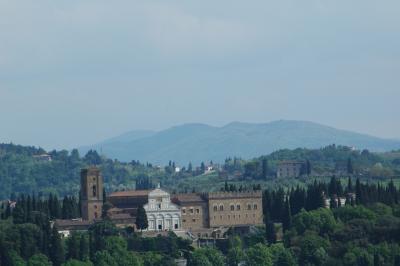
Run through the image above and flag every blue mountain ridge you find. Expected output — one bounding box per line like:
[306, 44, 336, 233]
[78, 120, 400, 165]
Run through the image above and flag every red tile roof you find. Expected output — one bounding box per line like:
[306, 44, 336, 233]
[108, 190, 150, 197]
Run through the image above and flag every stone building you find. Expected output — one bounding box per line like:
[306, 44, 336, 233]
[172, 194, 209, 230]
[144, 185, 182, 231]
[78, 168, 262, 236]
[81, 167, 103, 221]
[107, 190, 150, 216]
[276, 160, 304, 178]
[206, 191, 263, 228]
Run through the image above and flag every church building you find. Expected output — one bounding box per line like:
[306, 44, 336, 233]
[144, 185, 182, 231]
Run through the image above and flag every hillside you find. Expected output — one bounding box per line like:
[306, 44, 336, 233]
[79, 120, 400, 165]
[1, 142, 400, 199]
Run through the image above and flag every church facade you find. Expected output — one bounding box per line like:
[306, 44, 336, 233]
[144, 186, 182, 231]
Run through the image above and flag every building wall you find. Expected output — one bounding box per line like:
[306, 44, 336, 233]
[81, 168, 103, 221]
[181, 202, 208, 230]
[277, 162, 303, 178]
[207, 191, 263, 228]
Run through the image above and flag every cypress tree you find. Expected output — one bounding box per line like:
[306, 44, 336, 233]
[306, 160, 311, 175]
[330, 197, 337, 209]
[135, 205, 148, 231]
[347, 177, 353, 193]
[79, 234, 89, 261]
[50, 226, 65, 266]
[62, 196, 69, 219]
[262, 158, 268, 180]
[5, 202, 11, 219]
[52, 195, 61, 219]
[282, 197, 292, 231]
[347, 158, 354, 175]
[266, 221, 276, 244]
[355, 178, 362, 205]
[12, 202, 25, 224]
[66, 233, 79, 260]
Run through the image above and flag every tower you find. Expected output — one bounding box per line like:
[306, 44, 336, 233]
[81, 167, 103, 221]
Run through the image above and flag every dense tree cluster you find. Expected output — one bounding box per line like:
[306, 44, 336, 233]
[0, 144, 169, 199]
[1, 179, 400, 265]
[223, 144, 400, 179]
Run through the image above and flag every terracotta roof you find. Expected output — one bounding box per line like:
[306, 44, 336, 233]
[109, 213, 135, 220]
[108, 190, 151, 197]
[54, 219, 92, 228]
[172, 193, 206, 204]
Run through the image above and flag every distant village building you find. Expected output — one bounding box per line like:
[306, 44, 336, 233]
[204, 165, 214, 174]
[323, 193, 356, 208]
[276, 161, 304, 178]
[33, 154, 52, 162]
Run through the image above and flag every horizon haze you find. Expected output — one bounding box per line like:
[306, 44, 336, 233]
[1, 0, 399, 150]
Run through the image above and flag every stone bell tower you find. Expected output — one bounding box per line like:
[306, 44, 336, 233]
[81, 167, 103, 221]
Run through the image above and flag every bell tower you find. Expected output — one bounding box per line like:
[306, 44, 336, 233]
[81, 167, 103, 221]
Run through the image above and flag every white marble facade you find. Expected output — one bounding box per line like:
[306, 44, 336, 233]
[143, 186, 181, 231]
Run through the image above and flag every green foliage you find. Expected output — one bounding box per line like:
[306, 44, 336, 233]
[296, 231, 330, 265]
[292, 208, 337, 235]
[66, 233, 80, 261]
[6, 250, 26, 266]
[94, 251, 118, 266]
[135, 205, 148, 231]
[63, 259, 94, 266]
[27, 253, 52, 266]
[227, 247, 245, 266]
[333, 205, 377, 223]
[245, 243, 273, 266]
[190, 248, 225, 266]
[140, 252, 163, 266]
[269, 244, 296, 266]
[50, 226, 65, 266]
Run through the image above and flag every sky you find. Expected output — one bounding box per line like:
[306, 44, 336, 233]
[0, 0, 399, 150]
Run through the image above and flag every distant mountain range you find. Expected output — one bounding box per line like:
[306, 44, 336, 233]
[78, 120, 400, 165]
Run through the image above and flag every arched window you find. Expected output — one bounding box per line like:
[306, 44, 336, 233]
[247, 204, 252, 210]
[92, 185, 97, 197]
[253, 204, 258, 210]
[230, 204, 235, 211]
[219, 205, 224, 211]
[236, 204, 240, 211]
[213, 205, 218, 212]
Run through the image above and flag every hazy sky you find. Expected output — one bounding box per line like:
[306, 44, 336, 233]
[1, 0, 399, 150]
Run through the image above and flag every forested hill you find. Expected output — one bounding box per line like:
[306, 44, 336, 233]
[79, 120, 400, 165]
[0, 144, 162, 200]
[1, 143, 400, 200]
